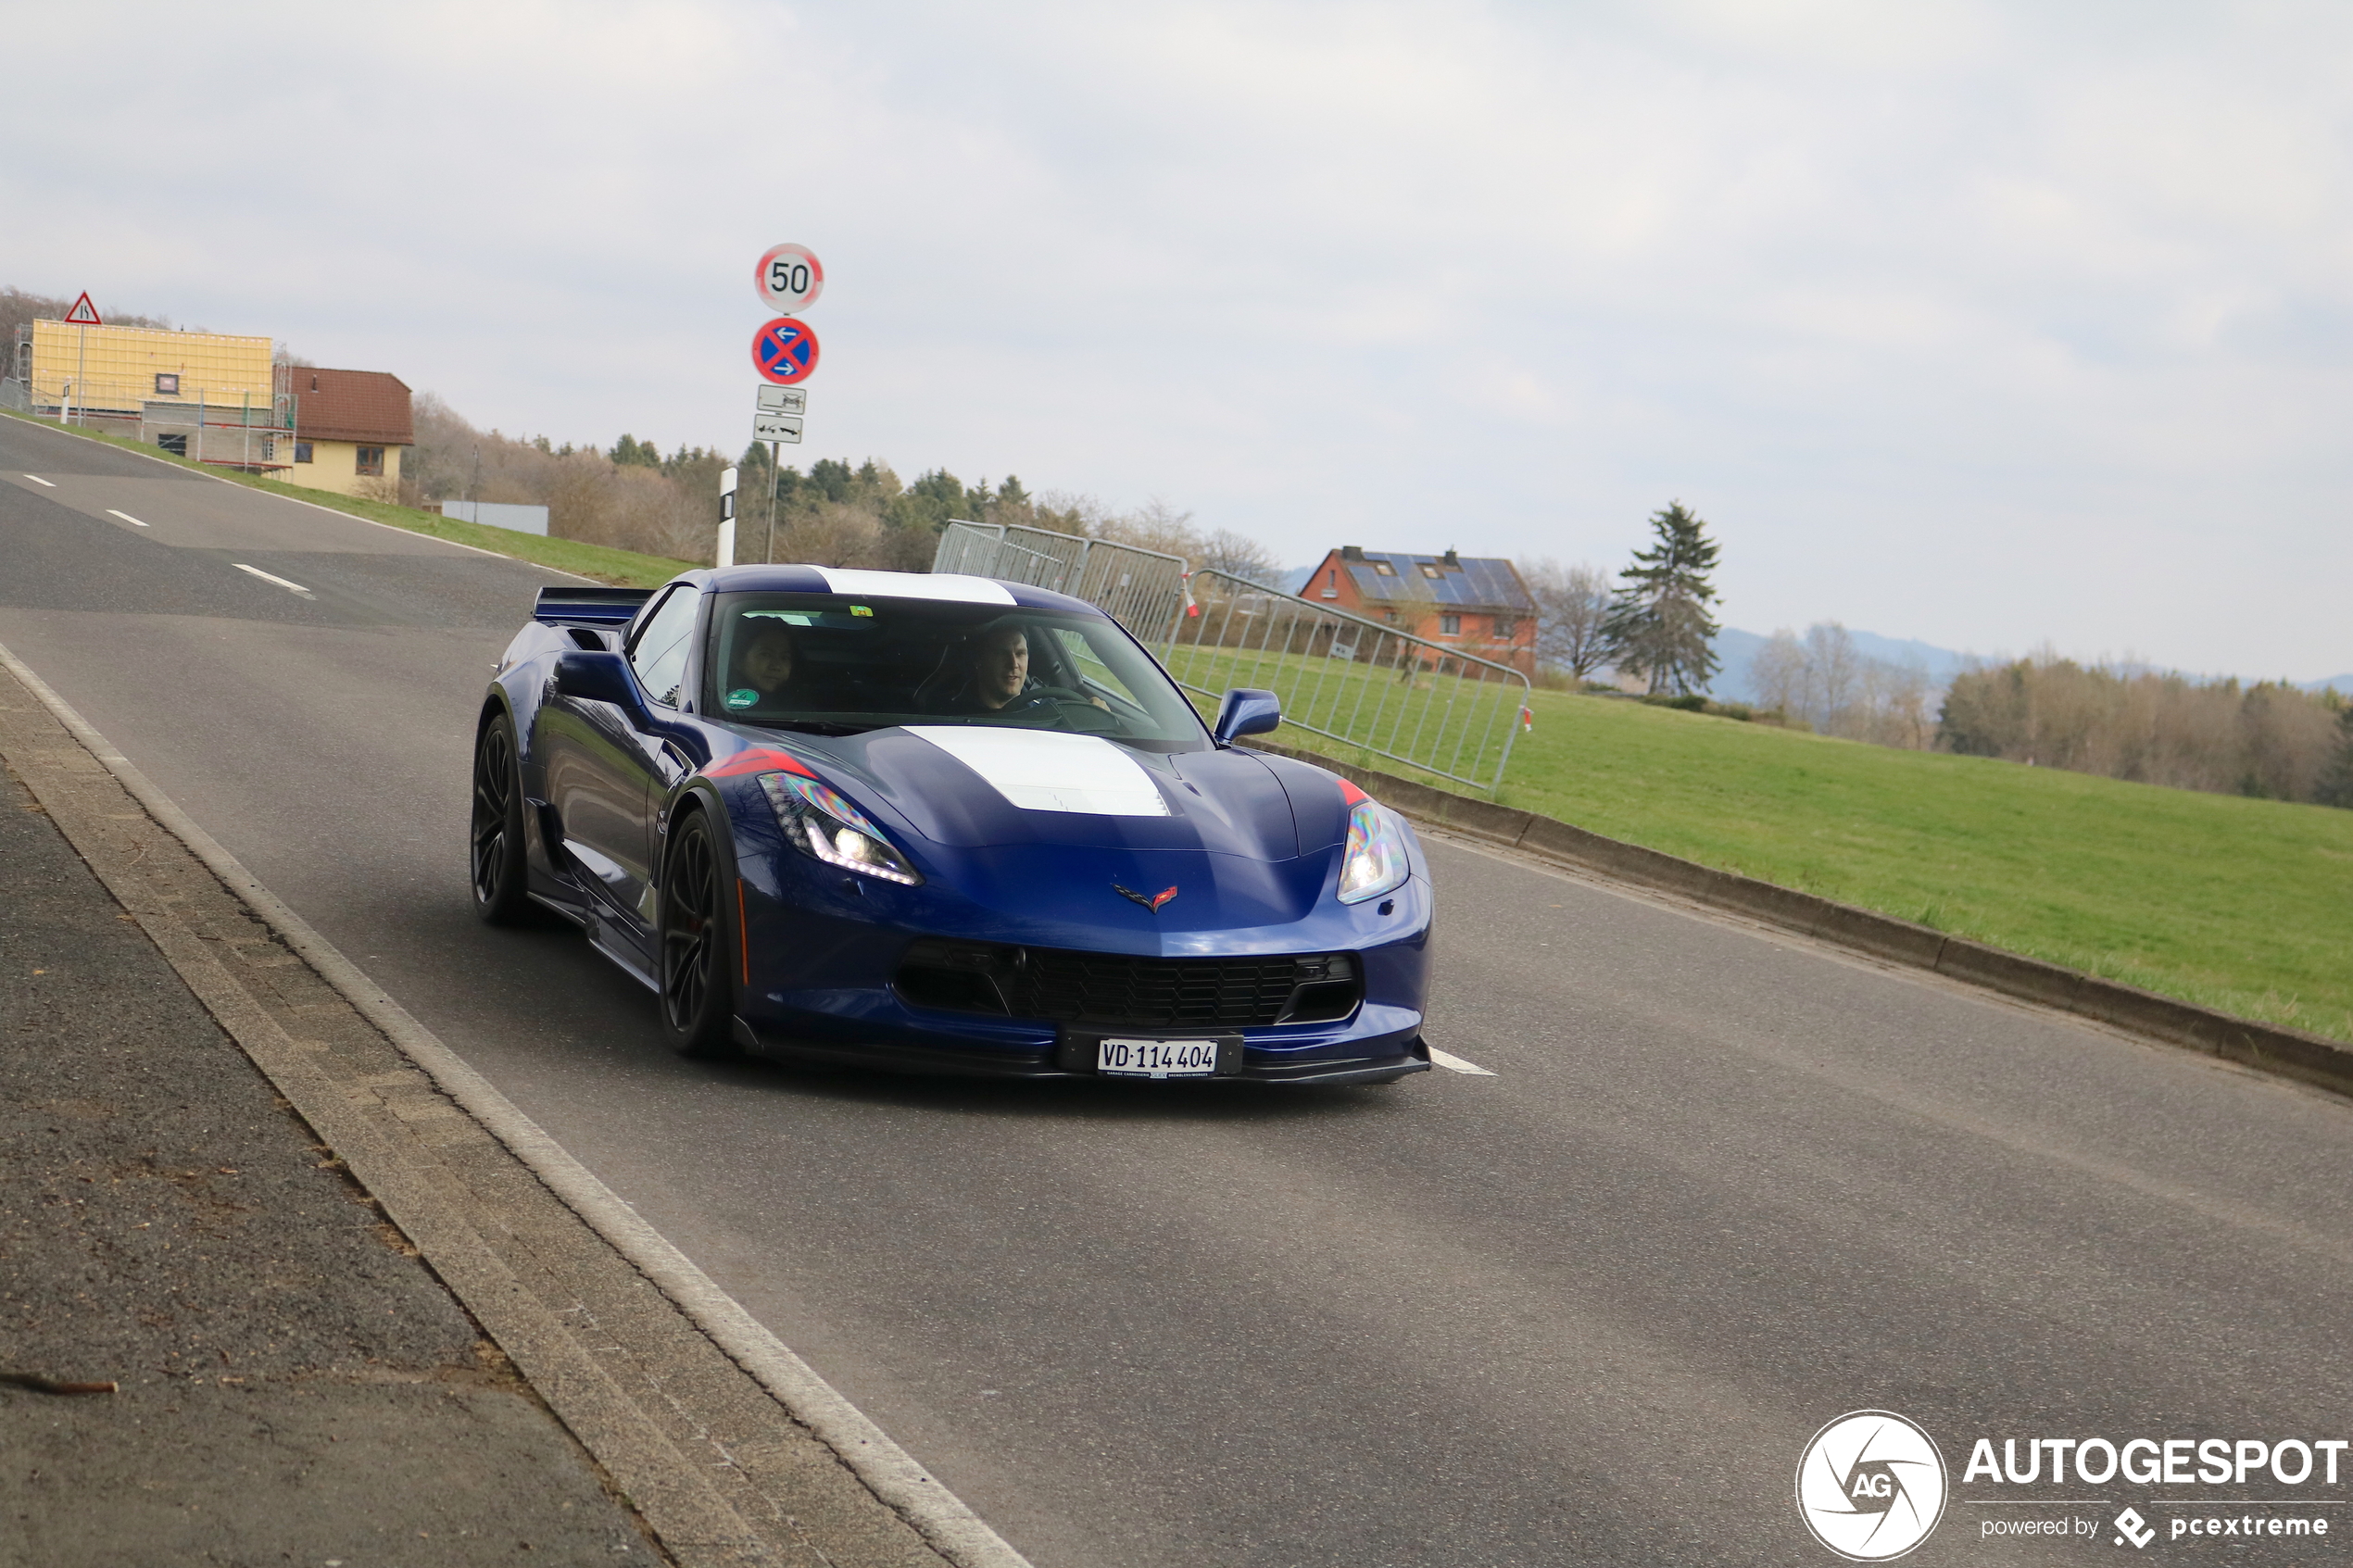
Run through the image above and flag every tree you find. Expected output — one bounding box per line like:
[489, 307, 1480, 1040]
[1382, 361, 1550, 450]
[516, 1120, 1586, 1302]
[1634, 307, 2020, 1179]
[1599, 501, 1722, 695]
[1520, 558, 1613, 680]
[2313, 700, 2353, 809]
[1196, 528, 1284, 585]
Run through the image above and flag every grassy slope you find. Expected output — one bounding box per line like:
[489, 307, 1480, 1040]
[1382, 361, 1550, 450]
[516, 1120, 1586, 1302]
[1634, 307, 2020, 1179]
[1488, 689, 2353, 1043]
[1176, 643, 2353, 1042]
[1, 408, 697, 588]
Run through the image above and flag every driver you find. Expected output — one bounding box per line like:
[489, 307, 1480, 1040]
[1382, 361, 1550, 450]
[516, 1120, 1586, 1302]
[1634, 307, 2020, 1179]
[939, 621, 1106, 715]
[970, 623, 1030, 710]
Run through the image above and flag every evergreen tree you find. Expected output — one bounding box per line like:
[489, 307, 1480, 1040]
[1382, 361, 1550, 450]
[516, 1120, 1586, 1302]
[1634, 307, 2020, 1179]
[897, 468, 978, 533]
[609, 433, 660, 468]
[2318, 701, 2353, 809]
[810, 458, 855, 503]
[1599, 501, 1722, 696]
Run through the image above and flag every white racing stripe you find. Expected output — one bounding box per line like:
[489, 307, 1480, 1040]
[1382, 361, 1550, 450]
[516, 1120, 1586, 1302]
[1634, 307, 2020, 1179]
[812, 567, 1014, 604]
[1428, 1047, 1497, 1076]
[22, 473, 55, 486]
[106, 508, 149, 527]
[234, 563, 312, 596]
[906, 725, 1170, 816]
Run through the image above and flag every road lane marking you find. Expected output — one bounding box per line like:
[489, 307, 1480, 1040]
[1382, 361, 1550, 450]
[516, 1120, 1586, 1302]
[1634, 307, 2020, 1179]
[1429, 1047, 1496, 1075]
[22, 473, 55, 486]
[106, 508, 149, 527]
[234, 563, 312, 596]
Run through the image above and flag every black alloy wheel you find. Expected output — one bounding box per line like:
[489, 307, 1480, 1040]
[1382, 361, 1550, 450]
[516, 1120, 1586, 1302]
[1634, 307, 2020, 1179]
[471, 713, 534, 925]
[658, 810, 740, 1059]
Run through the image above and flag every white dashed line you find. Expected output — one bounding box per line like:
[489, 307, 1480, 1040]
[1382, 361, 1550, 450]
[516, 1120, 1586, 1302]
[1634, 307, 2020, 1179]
[22, 473, 56, 486]
[233, 563, 313, 596]
[1428, 1047, 1497, 1076]
[106, 508, 149, 527]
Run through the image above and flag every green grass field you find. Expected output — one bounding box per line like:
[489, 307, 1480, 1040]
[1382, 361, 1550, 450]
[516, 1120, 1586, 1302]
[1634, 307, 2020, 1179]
[3, 408, 698, 588]
[1386, 688, 2352, 1044]
[1168, 637, 2353, 1043]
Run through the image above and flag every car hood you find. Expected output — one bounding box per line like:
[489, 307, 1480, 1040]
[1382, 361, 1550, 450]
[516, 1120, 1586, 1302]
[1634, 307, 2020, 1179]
[798, 725, 1307, 861]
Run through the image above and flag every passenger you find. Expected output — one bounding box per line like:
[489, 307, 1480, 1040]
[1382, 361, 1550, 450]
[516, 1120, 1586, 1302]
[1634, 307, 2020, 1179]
[723, 622, 797, 711]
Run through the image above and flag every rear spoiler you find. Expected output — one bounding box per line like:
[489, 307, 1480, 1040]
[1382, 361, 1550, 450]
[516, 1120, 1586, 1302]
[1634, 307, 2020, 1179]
[534, 586, 654, 627]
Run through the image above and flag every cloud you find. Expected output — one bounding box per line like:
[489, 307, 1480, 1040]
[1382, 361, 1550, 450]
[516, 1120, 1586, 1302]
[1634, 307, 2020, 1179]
[7, 0, 2350, 677]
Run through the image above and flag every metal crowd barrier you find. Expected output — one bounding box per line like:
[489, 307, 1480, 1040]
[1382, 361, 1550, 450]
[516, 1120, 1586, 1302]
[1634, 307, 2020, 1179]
[1164, 569, 1531, 794]
[932, 521, 1189, 639]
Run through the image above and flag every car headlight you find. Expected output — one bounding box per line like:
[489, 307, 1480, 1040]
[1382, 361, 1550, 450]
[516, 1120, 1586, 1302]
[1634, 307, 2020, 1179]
[1336, 798, 1410, 905]
[758, 772, 923, 885]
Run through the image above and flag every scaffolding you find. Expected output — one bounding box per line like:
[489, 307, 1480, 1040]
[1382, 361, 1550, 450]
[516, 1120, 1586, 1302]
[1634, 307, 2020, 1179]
[12, 319, 294, 470]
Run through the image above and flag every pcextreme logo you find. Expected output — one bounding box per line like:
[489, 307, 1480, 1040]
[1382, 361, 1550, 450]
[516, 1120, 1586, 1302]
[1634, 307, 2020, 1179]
[1797, 1410, 1950, 1562]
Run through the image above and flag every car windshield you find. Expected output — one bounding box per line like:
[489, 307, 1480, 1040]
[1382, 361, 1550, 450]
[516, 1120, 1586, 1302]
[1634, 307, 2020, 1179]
[703, 592, 1211, 751]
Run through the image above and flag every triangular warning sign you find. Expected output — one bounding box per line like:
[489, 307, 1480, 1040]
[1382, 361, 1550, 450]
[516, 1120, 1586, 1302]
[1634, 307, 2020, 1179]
[64, 292, 101, 326]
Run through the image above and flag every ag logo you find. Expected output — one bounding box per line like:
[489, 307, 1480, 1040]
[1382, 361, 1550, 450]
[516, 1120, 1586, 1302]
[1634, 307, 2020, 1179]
[1795, 1410, 1947, 1561]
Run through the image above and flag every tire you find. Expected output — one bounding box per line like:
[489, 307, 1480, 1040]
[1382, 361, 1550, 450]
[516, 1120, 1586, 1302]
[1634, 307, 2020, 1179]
[471, 712, 535, 926]
[658, 809, 741, 1059]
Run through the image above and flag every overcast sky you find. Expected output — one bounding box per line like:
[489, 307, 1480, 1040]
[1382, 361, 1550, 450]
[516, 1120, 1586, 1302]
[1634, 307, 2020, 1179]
[9, 1, 2349, 679]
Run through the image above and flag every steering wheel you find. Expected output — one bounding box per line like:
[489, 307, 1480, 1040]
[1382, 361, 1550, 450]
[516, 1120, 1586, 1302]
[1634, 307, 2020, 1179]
[1002, 687, 1118, 732]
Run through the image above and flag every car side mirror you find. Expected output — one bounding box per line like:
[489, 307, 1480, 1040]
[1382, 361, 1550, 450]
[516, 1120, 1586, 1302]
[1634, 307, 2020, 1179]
[1213, 687, 1281, 745]
[554, 649, 646, 712]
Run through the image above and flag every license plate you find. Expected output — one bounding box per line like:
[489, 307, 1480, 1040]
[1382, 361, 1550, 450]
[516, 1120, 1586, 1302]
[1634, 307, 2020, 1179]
[1097, 1037, 1221, 1079]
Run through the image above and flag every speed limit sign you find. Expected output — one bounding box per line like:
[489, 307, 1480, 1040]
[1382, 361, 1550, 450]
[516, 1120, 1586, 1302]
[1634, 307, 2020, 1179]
[754, 244, 824, 315]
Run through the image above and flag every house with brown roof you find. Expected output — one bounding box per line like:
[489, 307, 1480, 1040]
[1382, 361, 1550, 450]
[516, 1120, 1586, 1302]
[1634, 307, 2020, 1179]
[279, 367, 412, 497]
[1304, 546, 1539, 674]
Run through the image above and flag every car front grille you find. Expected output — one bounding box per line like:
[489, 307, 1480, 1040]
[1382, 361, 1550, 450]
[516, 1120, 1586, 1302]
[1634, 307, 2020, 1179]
[895, 939, 1359, 1030]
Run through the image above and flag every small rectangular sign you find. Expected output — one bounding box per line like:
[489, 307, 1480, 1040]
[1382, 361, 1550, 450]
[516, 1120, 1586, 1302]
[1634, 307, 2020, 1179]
[755, 385, 807, 415]
[754, 412, 804, 445]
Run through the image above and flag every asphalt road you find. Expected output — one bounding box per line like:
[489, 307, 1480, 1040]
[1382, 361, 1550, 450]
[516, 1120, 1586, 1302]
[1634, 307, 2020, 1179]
[8, 418, 2353, 1566]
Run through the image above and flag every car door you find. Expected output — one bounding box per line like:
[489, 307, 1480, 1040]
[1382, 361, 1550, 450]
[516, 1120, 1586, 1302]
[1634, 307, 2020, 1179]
[542, 583, 701, 936]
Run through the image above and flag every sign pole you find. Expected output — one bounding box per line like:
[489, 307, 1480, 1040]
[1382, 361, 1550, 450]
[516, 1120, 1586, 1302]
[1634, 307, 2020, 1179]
[716, 466, 738, 569]
[763, 441, 780, 564]
[74, 324, 86, 426]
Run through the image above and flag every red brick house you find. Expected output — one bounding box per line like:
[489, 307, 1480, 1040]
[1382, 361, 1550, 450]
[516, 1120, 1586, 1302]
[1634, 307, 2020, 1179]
[1303, 546, 1538, 674]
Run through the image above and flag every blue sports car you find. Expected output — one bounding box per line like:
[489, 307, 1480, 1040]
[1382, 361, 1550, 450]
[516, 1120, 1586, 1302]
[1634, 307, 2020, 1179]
[471, 566, 1434, 1085]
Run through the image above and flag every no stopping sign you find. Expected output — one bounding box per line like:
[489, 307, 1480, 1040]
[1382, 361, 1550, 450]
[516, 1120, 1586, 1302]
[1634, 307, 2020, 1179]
[751, 317, 821, 384]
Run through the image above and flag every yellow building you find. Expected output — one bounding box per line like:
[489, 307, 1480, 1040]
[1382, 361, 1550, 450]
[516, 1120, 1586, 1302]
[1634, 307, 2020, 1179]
[283, 368, 412, 498]
[27, 320, 273, 420]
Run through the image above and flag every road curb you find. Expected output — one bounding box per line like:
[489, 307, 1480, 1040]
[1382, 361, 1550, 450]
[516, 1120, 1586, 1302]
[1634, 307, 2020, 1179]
[0, 639, 1034, 1568]
[1255, 739, 2353, 1099]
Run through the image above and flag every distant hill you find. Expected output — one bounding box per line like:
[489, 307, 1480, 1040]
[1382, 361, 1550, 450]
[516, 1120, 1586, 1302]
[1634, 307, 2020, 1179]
[1710, 627, 1973, 706]
[1263, 576, 2347, 702]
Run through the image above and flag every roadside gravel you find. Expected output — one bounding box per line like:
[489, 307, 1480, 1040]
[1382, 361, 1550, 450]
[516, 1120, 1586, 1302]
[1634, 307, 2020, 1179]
[0, 763, 660, 1565]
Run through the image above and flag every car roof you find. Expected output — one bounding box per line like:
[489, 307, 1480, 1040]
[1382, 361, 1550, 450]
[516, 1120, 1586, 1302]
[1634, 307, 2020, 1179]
[694, 565, 1105, 618]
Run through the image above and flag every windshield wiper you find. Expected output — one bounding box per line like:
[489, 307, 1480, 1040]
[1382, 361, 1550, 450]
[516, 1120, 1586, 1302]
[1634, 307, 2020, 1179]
[752, 718, 875, 736]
